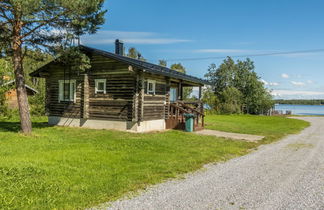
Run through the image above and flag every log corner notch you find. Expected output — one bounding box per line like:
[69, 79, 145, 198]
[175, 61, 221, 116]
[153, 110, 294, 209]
[82, 73, 89, 119]
[135, 71, 144, 126]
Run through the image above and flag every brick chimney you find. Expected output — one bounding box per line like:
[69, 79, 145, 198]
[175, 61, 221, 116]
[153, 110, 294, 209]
[115, 39, 124, 56]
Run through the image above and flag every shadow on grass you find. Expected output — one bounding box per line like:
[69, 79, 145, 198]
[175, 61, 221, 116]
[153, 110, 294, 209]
[0, 121, 51, 133]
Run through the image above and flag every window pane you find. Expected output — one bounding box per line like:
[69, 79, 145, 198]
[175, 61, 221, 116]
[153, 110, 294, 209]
[170, 88, 177, 102]
[148, 83, 153, 91]
[64, 83, 70, 100]
[98, 82, 105, 91]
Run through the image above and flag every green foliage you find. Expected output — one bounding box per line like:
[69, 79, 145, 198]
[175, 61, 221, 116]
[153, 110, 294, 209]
[0, 1, 106, 52]
[127, 47, 146, 61]
[24, 50, 52, 116]
[202, 86, 219, 113]
[170, 63, 186, 73]
[0, 58, 12, 117]
[57, 46, 91, 73]
[205, 57, 274, 114]
[0, 87, 9, 117]
[0, 51, 52, 117]
[0, 116, 256, 209]
[158, 59, 167, 67]
[218, 87, 242, 114]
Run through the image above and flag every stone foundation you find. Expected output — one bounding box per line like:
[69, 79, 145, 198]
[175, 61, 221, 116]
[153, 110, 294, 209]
[48, 116, 166, 132]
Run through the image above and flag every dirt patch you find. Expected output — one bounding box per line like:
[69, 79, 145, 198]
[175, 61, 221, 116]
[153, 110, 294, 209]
[194, 129, 265, 142]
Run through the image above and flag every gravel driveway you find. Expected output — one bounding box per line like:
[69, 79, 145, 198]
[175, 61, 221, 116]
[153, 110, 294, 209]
[103, 117, 324, 210]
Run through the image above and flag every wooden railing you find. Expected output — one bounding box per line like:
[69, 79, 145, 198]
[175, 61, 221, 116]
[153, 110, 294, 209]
[166, 101, 205, 131]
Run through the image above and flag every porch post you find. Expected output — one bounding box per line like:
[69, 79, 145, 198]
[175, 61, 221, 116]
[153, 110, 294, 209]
[178, 80, 183, 101]
[165, 77, 171, 119]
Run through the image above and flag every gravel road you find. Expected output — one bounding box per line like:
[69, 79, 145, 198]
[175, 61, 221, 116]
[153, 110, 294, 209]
[104, 117, 324, 210]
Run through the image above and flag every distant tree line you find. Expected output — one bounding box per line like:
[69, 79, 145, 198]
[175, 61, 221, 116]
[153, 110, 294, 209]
[203, 57, 274, 115]
[275, 99, 324, 105]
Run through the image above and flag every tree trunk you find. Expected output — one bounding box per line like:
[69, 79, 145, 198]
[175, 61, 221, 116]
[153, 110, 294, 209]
[12, 24, 32, 134]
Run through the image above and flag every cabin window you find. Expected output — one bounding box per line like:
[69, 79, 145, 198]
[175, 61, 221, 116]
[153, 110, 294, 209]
[170, 88, 177, 102]
[147, 80, 156, 94]
[58, 80, 76, 102]
[95, 79, 106, 94]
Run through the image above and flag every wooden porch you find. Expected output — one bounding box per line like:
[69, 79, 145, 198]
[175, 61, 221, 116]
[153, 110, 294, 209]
[165, 101, 205, 131]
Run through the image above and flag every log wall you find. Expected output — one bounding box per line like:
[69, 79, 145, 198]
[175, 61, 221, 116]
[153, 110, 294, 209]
[45, 65, 82, 118]
[44, 53, 173, 124]
[142, 74, 167, 121]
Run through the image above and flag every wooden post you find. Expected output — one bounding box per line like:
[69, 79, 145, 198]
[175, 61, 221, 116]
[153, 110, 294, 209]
[82, 73, 89, 119]
[178, 81, 183, 101]
[165, 77, 171, 119]
[198, 86, 202, 100]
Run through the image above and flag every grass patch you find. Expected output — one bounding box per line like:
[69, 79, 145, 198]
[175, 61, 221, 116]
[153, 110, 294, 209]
[205, 115, 310, 144]
[0, 115, 308, 208]
[0, 116, 256, 209]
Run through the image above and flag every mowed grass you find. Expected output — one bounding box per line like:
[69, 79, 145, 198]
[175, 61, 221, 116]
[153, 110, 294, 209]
[205, 115, 310, 143]
[0, 115, 308, 209]
[0, 117, 256, 209]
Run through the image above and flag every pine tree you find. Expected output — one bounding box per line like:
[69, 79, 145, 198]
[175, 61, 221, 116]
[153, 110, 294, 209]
[0, 0, 106, 133]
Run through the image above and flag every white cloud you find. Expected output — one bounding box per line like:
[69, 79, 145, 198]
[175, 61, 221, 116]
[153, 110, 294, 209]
[291, 81, 305, 86]
[81, 30, 191, 45]
[281, 73, 289, 79]
[271, 89, 324, 99]
[269, 82, 279, 86]
[260, 79, 268, 85]
[307, 80, 313, 84]
[260, 79, 279, 86]
[194, 49, 253, 53]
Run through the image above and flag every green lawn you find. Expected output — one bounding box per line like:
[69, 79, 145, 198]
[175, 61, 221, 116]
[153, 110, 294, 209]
[205, 114, 310, 143]
[0, 115, 308, 209]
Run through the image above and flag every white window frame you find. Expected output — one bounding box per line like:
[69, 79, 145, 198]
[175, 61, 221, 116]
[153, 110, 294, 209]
[147, 79, 156, 95]
[95, 79, 107, 94]
[58, 80, 76, 102]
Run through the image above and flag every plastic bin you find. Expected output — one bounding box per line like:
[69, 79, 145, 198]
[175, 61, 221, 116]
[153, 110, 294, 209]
[184, 113, 195, 132]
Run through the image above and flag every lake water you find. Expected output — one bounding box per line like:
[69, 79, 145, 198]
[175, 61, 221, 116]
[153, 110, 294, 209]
[275, 104, 324, 116]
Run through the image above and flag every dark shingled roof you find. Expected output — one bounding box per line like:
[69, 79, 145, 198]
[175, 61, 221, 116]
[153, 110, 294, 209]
[30, 45, 209, 85]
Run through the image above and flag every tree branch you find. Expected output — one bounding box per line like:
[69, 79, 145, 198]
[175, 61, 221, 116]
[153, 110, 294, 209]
[21, 9, 71, 39]
[0, 7, 11, 22]
[24, 39, 55, 49]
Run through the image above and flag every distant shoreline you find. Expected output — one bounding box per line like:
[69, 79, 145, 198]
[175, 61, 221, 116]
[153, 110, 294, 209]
[275, 104, 324, 116]
[276, 104, 324, 106]
[274, 99, 324, 106]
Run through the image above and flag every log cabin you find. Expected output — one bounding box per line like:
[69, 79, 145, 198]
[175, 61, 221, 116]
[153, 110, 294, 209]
[30, 40, 208, 132]
[2, 80, 38, 109]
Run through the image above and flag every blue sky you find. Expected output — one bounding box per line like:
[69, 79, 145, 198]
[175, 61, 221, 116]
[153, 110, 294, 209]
[82, 0, 324, 99]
